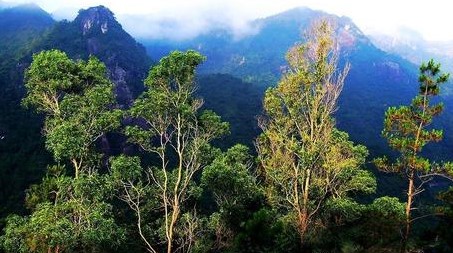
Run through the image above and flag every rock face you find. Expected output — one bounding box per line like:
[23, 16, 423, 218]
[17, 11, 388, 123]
[37, 5, 151, 106]
[76, 6, 115, 35]
[75, 6, 151, 106]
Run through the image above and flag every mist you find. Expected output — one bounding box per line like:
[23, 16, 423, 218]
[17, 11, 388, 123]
[3, 0, 453, 42]
[115, 5, 260, 41]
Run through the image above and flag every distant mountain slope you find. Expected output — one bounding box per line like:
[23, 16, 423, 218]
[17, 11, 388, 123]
[369, 30, 453, 95]
[197, 74, 265, 149]
[142, 7, 453, 161]
[0, 4, 54, 80]
[0, 3, 53, 31]
[0, 4, 55, 220]
[143, 7, 368, 85]
[369, 28, 453, 68]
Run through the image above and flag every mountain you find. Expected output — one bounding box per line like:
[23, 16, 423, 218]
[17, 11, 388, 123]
[370, 29, 453, 91]
[0, 4, 54, 74]
[197, 74, 265, 149]
[0, 3, 53, 32]
[34, 5, 151, 105]
[0, 4, 55, 219]
[142, 7, 453, 169]
[144, 8, 369, 85]
[0, 5, 152, 220]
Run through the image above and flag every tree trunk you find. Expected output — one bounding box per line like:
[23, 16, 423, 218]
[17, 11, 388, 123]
[298, 168, 311, 246]
[167, 204, 180, 253]
[298, 209, 309, 246]
[401, 170, 415, 253]
[72, 159, 81, 179]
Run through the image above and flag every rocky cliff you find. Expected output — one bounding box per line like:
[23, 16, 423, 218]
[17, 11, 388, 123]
[37, 5, 151, 106]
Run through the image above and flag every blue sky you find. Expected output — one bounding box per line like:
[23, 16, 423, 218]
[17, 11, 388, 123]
[3, 0, 453, 41]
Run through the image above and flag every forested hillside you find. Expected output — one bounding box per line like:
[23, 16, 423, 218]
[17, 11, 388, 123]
[0, 4, 55, 219]
[197, 74, 264, 149]
[0, 5, 151, 222]
[0, 4, 452, 253]
[142, 7, 453, 162]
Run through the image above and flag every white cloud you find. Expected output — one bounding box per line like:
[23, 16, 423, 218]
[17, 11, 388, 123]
[3, 0, 453, 41]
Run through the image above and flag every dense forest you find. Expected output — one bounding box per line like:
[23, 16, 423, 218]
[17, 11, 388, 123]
[1, 4, 453, 253]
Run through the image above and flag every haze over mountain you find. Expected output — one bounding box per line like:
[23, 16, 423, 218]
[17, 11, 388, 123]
[142, 7, 453, 163]
[3, 0, 453, 42]
[1, 3, 453, 252]
[0, 0, 11, 8]
[1, 3, 452, 200]
[370, 28, 453, 74]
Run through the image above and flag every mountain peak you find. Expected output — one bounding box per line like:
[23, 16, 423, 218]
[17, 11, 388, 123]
[255, 7, 369, 50]
[0, 3, 54, 33]
[0, 3, 49, 15]
[75, 5, 117, 35]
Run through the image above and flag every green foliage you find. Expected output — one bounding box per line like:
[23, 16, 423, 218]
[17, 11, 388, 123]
[201, 145, 264, 250]
[1, 173, 125, 253]
[256, 20, 376, 246]
[110, 155, 142, 182]
[374, 59, 450, 249]
[445, 162, 453, 178]
[202, 144, 260, 207]
[324, 198, 365, 224]
[117, 50, 230, 253]
[23, 50, 122, 175]
[378, 59, 449, 171]
[22, 50, 80, 114]
[1, 50, 124, 252]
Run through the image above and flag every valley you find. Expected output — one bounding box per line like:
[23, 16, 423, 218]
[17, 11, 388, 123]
[0, 3, 452, 252]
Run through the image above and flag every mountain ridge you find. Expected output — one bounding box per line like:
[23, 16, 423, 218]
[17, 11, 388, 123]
[34, 5, 151, 105]
[0, 3, 56, 219]
[370, 29, 453, 77]
[141, 7, 453, 164]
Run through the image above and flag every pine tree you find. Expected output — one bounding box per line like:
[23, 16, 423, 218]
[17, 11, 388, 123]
[375, 59, 451, 252]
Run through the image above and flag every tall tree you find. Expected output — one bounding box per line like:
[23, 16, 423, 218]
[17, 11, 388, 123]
[374, 59, 452, 252]
[112, 50, 228, 253]
[1, 50, 124, 253]
[201, 144, 263, 250]
[256, 20, 376, 246]
[22, 49, 122, 178]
